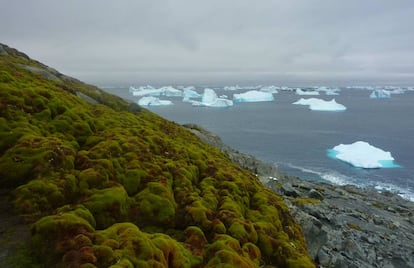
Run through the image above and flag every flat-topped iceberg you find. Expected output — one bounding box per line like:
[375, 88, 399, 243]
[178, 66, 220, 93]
[233, 90, 274, 102]
[293, 98, 346, 111]
[296, 88, 320, 96]
[328, 141, 400, 169]
[130, 86, 182, 97]
[192, 88, 233, 107]
[138, 96, 173, 106]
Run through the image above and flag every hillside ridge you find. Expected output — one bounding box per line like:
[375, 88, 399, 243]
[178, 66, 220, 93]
[0, 43, 314, 267]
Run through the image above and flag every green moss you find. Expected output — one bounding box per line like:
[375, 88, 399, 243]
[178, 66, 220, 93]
[293, 198, 321, 206]
[205, 234, 259, 267]
[13, 178, 65, 218]
[56, 205, 96, 228]
[93, 223, 198, 268]
[133, 182, 176, 228]
[0, 44, 315, 267]
[347, 222, 363, 231]
[31, 210, 95, 265]
[121, 168, 147, 195]
[84, 186, 129, 229]
[0, 70, 15, 82]
[184, 226, 207, 256]
[228, 219, 258, 244]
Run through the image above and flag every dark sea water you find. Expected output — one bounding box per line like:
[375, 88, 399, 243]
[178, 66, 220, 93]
[104, 87, 414, 201]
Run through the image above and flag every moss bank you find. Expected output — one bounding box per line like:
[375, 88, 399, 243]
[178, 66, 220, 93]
[0, 43, 314, 267]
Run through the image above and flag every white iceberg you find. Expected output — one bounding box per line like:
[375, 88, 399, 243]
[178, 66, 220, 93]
[233, 90, 274, 102]
[260, 86, 279, 94]
[138, 96, 173, 106]
[132, 88, 163, 97]
[296, 88, 320, 96]
[370, 89, 391, 99]
[160, 86, 183, 97]
[131, 86, 182, 97]
[182, 87, 202, 102]
[389, 88, 405, 94]
[293, 98, 346, 111]
[223, 85, 242, 91]
[328, 141, 399, 169]
[192, 88, 233, 107]
[316, 87, 340, 95]
[325, 89, 340, 96]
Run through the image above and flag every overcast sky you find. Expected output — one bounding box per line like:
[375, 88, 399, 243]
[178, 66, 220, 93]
[1, 0, 414, 86]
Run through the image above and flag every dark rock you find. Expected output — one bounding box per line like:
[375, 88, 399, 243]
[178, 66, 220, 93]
[281, 183, 300, 197]
[76, 92, 99, 105]
[0, 44, 7, 55]
[308, 189, 324, 200]
[20, 64, 60, 81]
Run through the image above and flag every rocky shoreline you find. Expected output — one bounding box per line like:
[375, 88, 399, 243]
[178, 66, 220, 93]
[185, 124, 414, 268]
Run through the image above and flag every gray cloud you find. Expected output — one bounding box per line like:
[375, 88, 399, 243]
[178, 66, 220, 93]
[1, 0, 414, 86]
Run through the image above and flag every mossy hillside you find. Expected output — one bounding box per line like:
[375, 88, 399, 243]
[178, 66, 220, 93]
[0, 43, 314, 267]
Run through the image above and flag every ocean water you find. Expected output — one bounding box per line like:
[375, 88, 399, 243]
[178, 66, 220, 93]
[105, 87, 414, 201]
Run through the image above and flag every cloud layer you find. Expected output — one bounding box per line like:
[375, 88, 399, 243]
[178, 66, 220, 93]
[2, 0, 414, 85]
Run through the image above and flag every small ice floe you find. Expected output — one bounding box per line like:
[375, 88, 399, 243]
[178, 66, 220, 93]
[138, 96, 173, 106]
[370, 89, 391, 99]
[327, 141, 400, 169]
[296, 88, 320, 96]
[293, 98, 346, 111]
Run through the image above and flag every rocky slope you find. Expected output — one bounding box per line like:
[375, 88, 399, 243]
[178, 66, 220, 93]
[0, 43, 314, 267]
[187, 124, 414, 268]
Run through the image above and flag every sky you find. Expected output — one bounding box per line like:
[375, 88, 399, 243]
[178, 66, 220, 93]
[1, 0, 414, 86]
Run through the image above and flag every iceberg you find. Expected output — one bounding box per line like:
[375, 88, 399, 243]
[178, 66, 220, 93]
[131, 86, 182, 97]
[369, 89, 391, 99]
[389, 88, 405, 94]
[233, 90, 274, 102]
[296, 88, 320, 96]
[293, 98, 346, 111]
[316, 87, 340, 95]
[327, 141, 400, 169]
[138, 96, 173, 106]
[260, 85, 279, 94]
[223, 85, 243, 91]
[159, 86, 183, 97]
[192, 88, 233, 107]
[182, 87, 202, 102]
